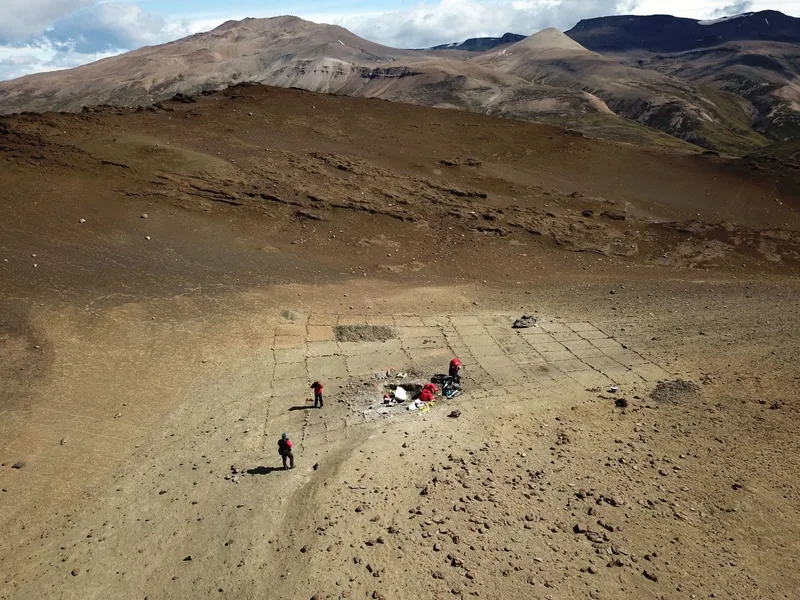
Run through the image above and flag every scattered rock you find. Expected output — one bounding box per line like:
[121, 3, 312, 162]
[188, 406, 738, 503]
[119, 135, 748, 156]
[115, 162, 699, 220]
[650, 379, 700, 403]
[582, 209, 594, 218]
[512, 315, 538, 329]
[588, 565, 598, 574]
[643, 570, 659, 582]
[573, 523, 588, 534]
[11, 461, 24, 469]
[313, 463, 320, 471]
[615, 398, 629, 408]
[141, 214, 148, 219]
[183, 555, 193, 561]
[300, 545, 309, 553]
[448, 409, 462, 419]
[60, 438, 67, 445]
[71, 568, 80, 576]
[586, 531, 605, 544]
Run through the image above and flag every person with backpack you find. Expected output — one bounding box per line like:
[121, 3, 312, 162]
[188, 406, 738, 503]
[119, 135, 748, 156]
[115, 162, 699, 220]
[278, 432, 295, 470]
[311, 380, 324, 408]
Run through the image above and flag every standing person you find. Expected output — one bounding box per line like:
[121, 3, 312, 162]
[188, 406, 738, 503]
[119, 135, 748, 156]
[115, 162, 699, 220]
[449, 357, 462, 384]
[278, 432, 295, 470]
[311, 380, 324, 408]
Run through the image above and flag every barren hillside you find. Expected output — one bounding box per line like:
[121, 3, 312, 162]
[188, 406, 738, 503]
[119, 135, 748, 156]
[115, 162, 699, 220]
[1, 84, 799, 600]
[0, 15, 789, 154]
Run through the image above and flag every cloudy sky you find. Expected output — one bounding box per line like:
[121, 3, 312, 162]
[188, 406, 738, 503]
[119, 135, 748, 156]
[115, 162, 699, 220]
[1, 0, 798, 80]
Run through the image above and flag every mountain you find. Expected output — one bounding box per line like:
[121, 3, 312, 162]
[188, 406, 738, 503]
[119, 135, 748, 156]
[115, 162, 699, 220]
[566, 12, 800, 143]
[473, 29, 768, 153]
[0, 14, 795, 155]
[623, 41, 800, 142]
[566, 10, 800, 52]
[428, 33, 526, 52]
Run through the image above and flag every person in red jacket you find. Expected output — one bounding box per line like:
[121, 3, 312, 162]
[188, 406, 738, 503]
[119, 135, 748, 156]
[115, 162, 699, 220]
[423, 382, 438, 396]
[278, 432, 294, 470]
[311, 381, 324, 408]
[449, 358, 462, 383]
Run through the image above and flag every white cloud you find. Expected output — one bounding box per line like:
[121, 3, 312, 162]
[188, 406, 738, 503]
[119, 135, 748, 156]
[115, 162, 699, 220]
[0, 41, 122, 80]
[328, 0, 641, 48]
[0, 0, 92, 41]
[45, 3, 194, 53]
[711, 0, 754, 17]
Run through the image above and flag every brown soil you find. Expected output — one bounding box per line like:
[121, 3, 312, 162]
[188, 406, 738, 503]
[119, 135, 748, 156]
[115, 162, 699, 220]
[0, 85, 798, 600]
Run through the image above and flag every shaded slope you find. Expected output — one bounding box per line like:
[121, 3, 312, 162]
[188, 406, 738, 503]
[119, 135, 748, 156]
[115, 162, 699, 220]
[567, 10, 800, 53]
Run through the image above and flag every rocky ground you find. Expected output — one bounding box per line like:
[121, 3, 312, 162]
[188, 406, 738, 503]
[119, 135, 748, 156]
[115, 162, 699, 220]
[0, 86, 798, 600]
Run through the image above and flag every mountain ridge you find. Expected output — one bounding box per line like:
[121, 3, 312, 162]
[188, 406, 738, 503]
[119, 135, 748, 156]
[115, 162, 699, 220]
[0, 13, 797, 155]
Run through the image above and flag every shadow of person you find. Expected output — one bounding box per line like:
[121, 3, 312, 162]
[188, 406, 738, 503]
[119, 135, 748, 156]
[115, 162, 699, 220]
[288, 405, 315, 411]
[246, 466, 283, 475]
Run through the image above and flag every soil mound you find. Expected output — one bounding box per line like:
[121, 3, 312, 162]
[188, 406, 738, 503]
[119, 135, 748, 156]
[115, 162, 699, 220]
[334, 325, 396, 342]
[650, 379, 701, 403]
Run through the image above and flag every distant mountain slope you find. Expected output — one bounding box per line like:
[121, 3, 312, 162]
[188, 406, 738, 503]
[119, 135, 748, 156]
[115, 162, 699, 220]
[566, 10, 800, 52]
[428, 33, 526, 52]
[0, 15, 791, 155]
[623, 41, 800, 142]
[472, 29, 769, 154]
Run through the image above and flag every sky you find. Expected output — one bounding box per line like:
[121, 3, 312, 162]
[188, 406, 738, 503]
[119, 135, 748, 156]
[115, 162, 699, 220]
[0, 0, 798, 81]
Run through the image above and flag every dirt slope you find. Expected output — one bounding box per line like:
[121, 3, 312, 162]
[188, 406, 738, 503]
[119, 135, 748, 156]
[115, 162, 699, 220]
[1, 85, 799, 600]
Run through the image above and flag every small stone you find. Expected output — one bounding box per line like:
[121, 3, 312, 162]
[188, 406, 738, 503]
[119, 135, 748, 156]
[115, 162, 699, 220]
[588, 566, 598, 574]
[141, 214, 148, 219]
[79, 218, 86, 224]
[313, 463, 320, 471]
[300, 545, 309, 553]
[60, 438, 67, 445]
[183, 555, 193, 561]
[573, 523, 587, 534]
[433, 543, 442, 551]
[643, 570, 658, 582]
[145, 236, 151, 241]
[71, 568, 80, 576]
[11, 461, 24, 469]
